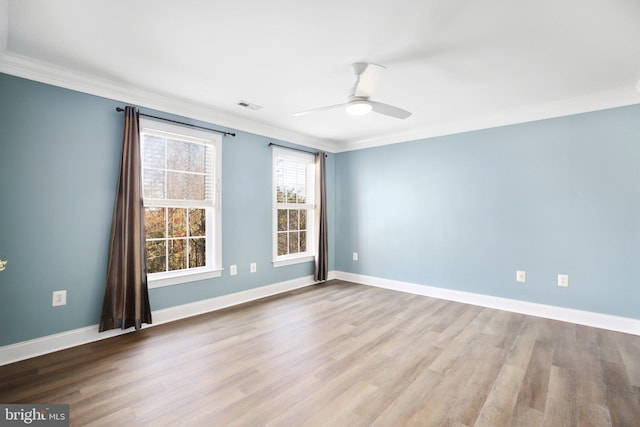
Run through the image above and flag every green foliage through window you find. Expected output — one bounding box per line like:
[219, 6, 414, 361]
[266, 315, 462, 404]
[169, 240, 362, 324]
[144, 207, 207, 274]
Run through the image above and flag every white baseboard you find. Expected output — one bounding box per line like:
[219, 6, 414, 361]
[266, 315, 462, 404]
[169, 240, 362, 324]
[334, 271, 640, 336]
[8, 269, 630, 366]
[0, 274, 328, 366]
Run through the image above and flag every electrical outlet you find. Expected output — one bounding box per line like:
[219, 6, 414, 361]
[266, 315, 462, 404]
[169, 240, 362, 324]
[558, 274, 569, 287]
[230, 265, 237, 276]
[52, 290, 67, 307]
[516, 270, 526, 283]
[250, 262, 257, 273]
[353, 252, 358, 261]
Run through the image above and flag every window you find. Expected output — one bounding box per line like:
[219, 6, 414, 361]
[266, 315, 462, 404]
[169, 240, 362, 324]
[140, 118, 222, 287]
[272, 146, 316, 267]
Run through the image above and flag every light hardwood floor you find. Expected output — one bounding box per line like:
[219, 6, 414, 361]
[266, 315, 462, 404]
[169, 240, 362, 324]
[1, 280, 639, 426]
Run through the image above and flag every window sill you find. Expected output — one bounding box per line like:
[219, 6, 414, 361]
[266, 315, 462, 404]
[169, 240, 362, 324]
[148, 268, 222, 289]
[273, 255, 315, 268]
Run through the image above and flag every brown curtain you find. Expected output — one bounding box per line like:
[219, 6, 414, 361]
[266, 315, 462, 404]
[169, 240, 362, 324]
[99, 106, 152, 332]
[314, 152, 328, 281]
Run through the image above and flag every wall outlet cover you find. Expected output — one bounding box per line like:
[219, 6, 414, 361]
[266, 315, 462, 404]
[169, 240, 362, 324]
[52, 290, 67, 307]
[558, 274, 569, 287]
[516, 270, 526, 283]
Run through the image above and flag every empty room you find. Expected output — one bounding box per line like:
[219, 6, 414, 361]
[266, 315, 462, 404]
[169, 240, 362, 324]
[1, 1, 639, 426]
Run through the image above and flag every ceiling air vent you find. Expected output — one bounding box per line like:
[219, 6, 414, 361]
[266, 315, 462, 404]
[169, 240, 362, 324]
[237, 100, 263, 111]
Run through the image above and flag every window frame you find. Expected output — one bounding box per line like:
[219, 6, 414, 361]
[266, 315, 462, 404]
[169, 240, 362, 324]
[272, 146, 316, 267]
[139, 118, 222, 288]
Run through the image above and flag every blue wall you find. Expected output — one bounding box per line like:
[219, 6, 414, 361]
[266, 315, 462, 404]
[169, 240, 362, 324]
[1, 71, 638, 348]
[0, 73, 335, 346]
[336, 105, 640, 319]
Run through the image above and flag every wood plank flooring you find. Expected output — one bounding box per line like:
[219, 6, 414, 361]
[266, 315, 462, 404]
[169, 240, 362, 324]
[1, 280, 639, 426]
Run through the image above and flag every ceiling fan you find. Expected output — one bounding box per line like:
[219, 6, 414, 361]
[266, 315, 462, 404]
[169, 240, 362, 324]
[293, 62, 412, 119]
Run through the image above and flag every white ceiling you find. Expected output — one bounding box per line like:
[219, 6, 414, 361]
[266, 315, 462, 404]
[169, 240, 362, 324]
[1, 0, 639, 152]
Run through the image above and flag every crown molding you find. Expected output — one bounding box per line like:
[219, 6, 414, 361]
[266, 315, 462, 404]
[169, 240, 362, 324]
[339, 86, 640, 152]
[0, 51, 341, 153]
[1, 50, 638, 155]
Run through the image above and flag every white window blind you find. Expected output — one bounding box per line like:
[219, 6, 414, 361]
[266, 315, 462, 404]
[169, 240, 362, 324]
[142, 130, 215, 206]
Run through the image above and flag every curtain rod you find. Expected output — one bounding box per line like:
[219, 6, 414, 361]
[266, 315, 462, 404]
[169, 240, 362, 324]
[116, 107, 236, 137]
[269, 142, 327, 157]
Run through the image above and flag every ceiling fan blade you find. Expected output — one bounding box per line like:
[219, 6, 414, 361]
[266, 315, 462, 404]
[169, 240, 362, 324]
[292, 103, 345, 117]
[353, 63, 385, 98]
[370, 101, 412, 119]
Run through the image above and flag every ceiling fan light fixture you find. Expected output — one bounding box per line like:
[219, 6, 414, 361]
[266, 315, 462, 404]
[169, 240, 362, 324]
[345, 100, 372, 116]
